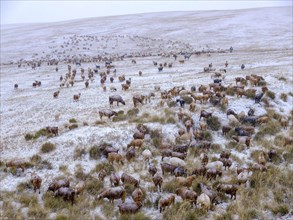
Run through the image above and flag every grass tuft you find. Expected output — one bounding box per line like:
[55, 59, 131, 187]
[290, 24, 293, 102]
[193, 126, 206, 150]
[84, 177, 103, 196]
[266, 90, 276, 100]
[94, 162, 114, 173]
[25, 133, 34, 141]
[207, 116, 221, 131]
[280, 93, 288, 102]
[89, 145, 102, 160]
[74, 148, 87, 160]
[68, 124, 78, 130]
[69, 118, 77, 123]
[255, 121, 281, 141]
[40, 142, 56, 153]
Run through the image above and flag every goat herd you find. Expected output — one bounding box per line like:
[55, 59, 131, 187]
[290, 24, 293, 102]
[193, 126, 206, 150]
[6, 53, 292, 218]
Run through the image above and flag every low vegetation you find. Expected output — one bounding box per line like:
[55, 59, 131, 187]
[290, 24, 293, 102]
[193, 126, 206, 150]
[25, 128, 51, 140]
[254, 120, 281, 141]
[280, 93, 288, 102]
[266, 90, 276, 100]
[40, 142, 56, 153]
[207, 116, 221, 131]
[69, 118, 77, 123]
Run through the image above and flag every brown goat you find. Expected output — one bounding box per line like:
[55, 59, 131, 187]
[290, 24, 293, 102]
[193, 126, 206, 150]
[176, 187, 197, 207]
[98, 169, 107, 182]
[132, 188, 144, 204]
[152, 173, 163, 192]
[29, 172, 42, 194]
[220, 150, 231, 159]
[99, 109, 117, 120]
[48, 179, 70, 192]
[127, 139, 144, 149]
[54, 187, 75, 205]
[133, 131, 145, 140]
[158, 195, 175, 213]
[122, 83, 130, 91]
[222, 125, 232, 136]
[185, 119, 193, 133]
[189, 102, 196, 112]
[110, 172, 120, 187]
[108, 152, 124, 165]
[199, 110, 212, 120]
[176, 176, 196, 188]
[126, 148, 136, 161]
[219, 158, 232, 170]
[148, 164, 157, 176]
[46, 126, 58, 136]
[279, 117, 288, 129]
[53, 91, 60, 98]
[98, 186, 126, 203]
[133, 95, 145, 108]
[121, 173, 140, 187]
[73, 93, 81, 101]
[216, 184, 238, 199]
[118, 202, 142, 215]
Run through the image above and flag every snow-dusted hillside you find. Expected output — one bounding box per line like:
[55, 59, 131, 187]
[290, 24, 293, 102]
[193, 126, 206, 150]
[0, 7, 292, 220]
[1, 7, 292, 63]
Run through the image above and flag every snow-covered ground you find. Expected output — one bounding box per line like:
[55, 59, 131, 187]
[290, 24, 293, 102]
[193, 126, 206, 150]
[0, 6, 292, 220]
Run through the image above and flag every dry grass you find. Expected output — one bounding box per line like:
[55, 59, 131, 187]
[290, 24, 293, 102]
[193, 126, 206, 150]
[24, 133, 34, 141]
[94, 162, 114, 173]
[69, 118, 77, 123]
[40, 142, 56, 153]
[89, 145, 102, 159]
[118, 212, 151, 220]
[84, 177, 103, 196]
[43, 191, 72, 211]
[112, 111, 128, 122]
[225, 87, 236, 96]
[101, 202, 115, 218]
[56, 214, 69, 220]
[18, 194, 38, 207]
[278, 76, 286, 81]
[280, 93, 288, 102]
[68, 123, 78, 130]
[25, 128, 51, 140]
[225, 167, 293, 219]
[75, 165, 89, 181]
[83, 121, 89, 126]
[59, 164, 68, 172]
[163, 201, 207, 220]
[74, 147, 87, 160]
[1, 200, 24, 219]
[207, 116, 221, 131]
[28, 205, 48, 219]
[245, 90, 256, 99]
[162, 180, 178, 193]
[167, 100, 176, 108]
[17, 181, 32, 192]
[150, 129, 163, 148]
[202, 131, 213, 142]
[254, 120, 281, 141]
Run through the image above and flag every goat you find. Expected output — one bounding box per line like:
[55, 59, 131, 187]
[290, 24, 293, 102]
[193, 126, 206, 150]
[158, 195, 175, 213]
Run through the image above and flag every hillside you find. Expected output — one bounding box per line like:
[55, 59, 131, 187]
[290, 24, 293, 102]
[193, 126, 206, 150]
[1, 7, 292, 64]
